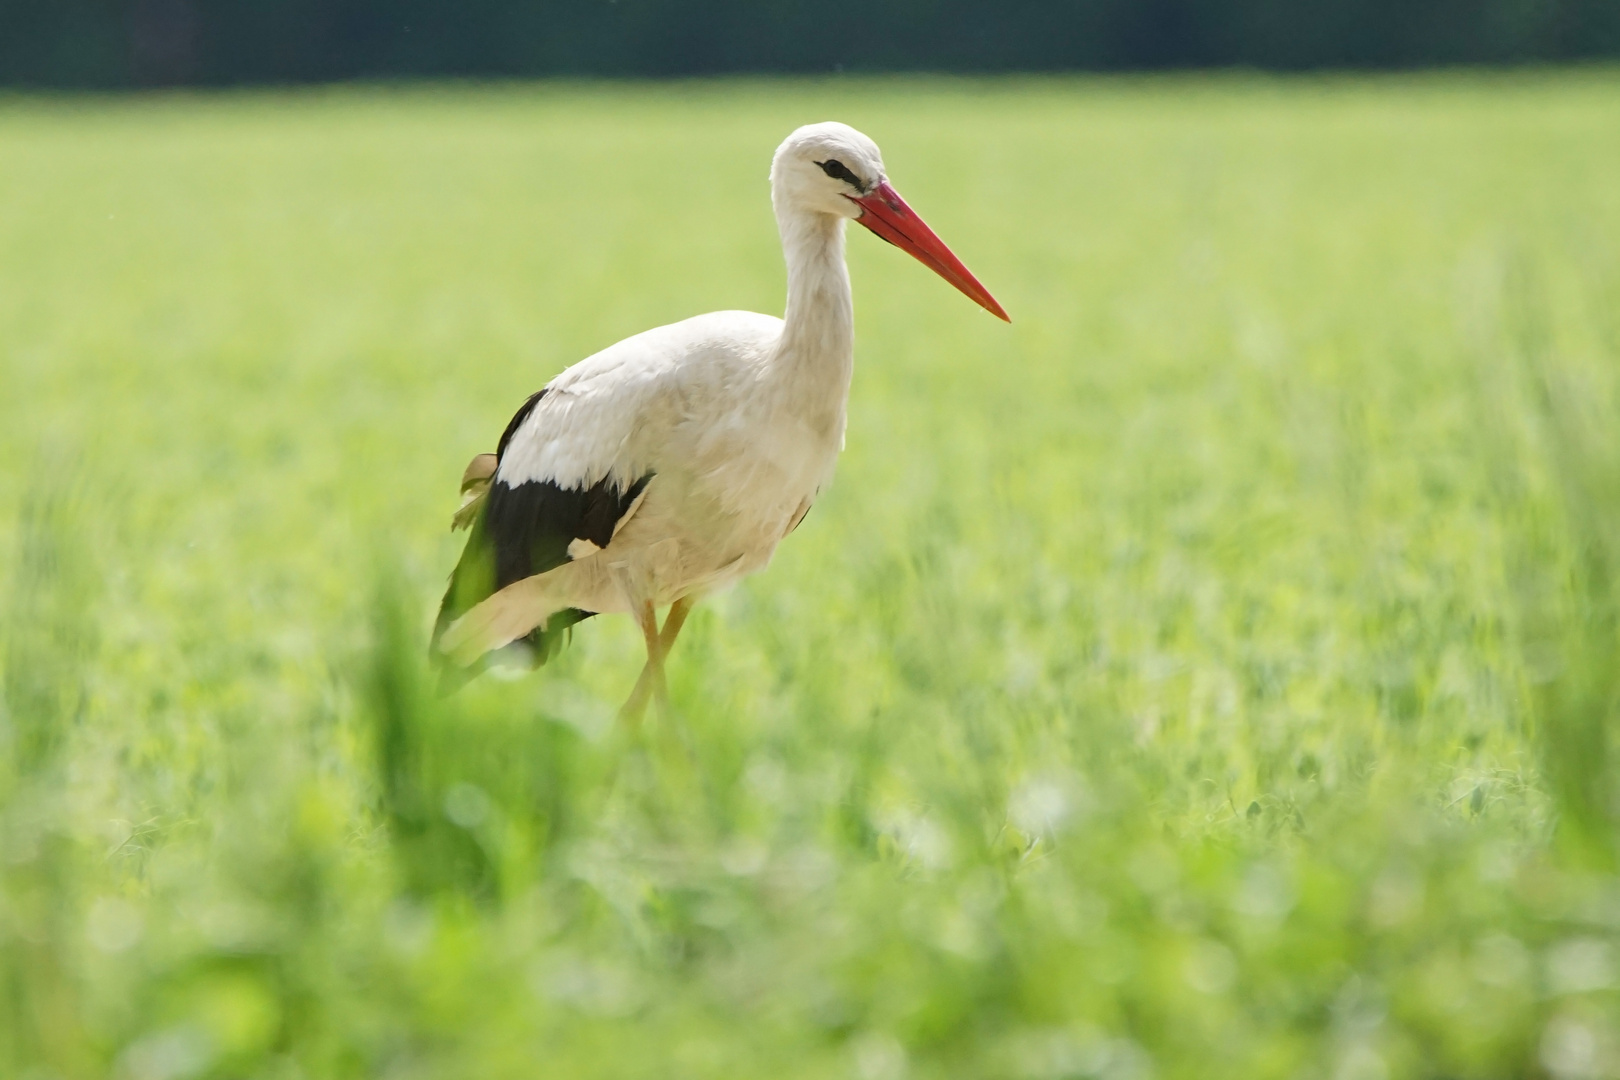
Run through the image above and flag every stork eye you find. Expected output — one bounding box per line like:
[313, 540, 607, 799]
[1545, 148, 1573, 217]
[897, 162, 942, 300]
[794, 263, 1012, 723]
[815, 159, 864, 191]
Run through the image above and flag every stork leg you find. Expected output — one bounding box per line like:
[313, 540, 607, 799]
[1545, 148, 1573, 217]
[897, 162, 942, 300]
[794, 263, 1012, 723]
[650, 596, 694, 715]
[616, 596, 694, 724]
[618, 600, 663, 725]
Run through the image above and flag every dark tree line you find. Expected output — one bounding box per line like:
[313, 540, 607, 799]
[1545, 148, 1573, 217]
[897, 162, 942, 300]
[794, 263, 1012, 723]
[3, 0, 1618, 88]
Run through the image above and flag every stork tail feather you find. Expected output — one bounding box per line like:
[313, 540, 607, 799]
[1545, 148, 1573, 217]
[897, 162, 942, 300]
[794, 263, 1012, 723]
[451, 453, 499, 532]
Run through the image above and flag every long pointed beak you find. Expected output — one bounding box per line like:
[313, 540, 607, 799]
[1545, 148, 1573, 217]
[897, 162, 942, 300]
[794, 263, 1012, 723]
[849, 181, 1010, 322]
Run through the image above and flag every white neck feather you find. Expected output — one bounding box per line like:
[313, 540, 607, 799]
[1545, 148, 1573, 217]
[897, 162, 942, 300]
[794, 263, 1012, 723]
[771, 206, 855, 423]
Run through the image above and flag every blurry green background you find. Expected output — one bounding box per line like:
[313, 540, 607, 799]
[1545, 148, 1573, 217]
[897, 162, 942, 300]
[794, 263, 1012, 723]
[3, 73, 1620, 1078]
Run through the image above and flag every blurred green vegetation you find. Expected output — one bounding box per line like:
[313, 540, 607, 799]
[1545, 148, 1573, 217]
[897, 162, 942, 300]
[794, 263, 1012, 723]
[1, 74, 1619, 1078]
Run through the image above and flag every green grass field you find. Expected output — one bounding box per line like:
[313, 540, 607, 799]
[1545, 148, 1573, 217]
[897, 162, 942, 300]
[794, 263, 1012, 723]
[3, 73, 1620, 1078]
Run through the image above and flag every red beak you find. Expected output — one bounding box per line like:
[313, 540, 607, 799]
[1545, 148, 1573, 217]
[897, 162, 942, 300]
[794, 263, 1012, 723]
[849, 181, 1010, 322]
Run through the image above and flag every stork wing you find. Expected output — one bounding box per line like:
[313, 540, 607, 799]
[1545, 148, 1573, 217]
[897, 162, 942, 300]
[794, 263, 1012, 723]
[432, 387, 652, 671]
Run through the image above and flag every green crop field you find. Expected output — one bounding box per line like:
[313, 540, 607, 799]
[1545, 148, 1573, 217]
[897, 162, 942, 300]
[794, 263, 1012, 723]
[3, 73, 1620, 1078]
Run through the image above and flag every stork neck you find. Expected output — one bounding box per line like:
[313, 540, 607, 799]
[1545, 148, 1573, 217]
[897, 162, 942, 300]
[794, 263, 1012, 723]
[775, 209, 854, 374]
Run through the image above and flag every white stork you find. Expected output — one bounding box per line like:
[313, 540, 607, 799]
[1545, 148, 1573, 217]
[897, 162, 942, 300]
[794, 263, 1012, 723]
[433, 121, 1007, 719]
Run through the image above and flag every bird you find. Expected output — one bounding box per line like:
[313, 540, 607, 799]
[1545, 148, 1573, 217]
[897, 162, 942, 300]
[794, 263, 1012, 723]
[432, 121, 1007, 720]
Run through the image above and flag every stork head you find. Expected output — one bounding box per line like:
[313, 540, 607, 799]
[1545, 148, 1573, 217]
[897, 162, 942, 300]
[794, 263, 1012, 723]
[771, 122, 1009, 322]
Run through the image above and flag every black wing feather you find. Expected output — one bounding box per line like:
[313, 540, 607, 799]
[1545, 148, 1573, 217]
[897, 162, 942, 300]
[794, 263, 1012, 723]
[497, 389, 546, 460]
